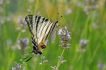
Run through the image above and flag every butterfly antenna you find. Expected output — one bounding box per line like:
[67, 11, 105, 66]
[56, 13, 63, 27]
[56, 13, 63, 20]
[57, 16, 63, 21]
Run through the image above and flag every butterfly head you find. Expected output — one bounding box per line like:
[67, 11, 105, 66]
[39, 43, 46, 49]
[37, 43, 46, 54]
[32, 42, 46, 55]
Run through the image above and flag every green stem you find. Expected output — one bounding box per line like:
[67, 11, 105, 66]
[56, 48, 65, 68]
[41, 55, 43, 70]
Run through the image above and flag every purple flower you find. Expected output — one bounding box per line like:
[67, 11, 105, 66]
[97, 59, 105, 70]
[23, 38, 29, 46]
[58, 29, 63, 35]
[58, 26, 71, 49]
[58, 26, 71, 40]
[12, 62, 26, 70]
[77, 39, 89, 54]
[18, 17, 27, 26]
[79, 39, 89, 48]
[65, 27, 71, 39]
[18, 38, 29, 48]
[16, 16, 27, 32]
[66, 33, 70, 39]
[23, 21, 27, 26]
[65, 8, 72, 15]
[18, 38, 29, 54]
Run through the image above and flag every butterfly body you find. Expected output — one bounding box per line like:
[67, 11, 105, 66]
[25, 15, 58, 54]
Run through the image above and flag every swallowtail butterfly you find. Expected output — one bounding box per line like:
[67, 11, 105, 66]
[25, 15, 58, 55]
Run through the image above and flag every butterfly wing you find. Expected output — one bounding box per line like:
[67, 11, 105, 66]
[50, 23, 57, 43]
[25, 15, 45, 43]
[25, 15, 58, 54]
[25, 15, 33, 35]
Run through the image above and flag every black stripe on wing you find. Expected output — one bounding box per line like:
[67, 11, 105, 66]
[36, 16, 41, 32]
[40, 18, 49, 35]
[48, 21, 58, 40]
[25, 15, 34, 35]
[42, 17, 45, 23]
[43, 20, 58, 42]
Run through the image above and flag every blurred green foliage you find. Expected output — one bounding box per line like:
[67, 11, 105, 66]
[0, 0, 106, 70]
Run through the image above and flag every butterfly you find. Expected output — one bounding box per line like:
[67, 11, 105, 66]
[25, 15, 58, 55]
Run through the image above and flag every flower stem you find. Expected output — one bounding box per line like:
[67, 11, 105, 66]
[41, 55, 43, 70]
[56, 48, 65, 68]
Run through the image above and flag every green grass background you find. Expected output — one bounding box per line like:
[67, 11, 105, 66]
[0, 0, 106, 70]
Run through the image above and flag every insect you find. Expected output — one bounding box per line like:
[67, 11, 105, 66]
[25, 15, 58, 55]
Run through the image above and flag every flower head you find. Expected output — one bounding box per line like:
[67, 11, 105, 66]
[58, 56, 67, 64]
[65, 8, 72, 15]
[18, 38, 29, 48]
[18, 38, 29, 54]
[58, 26, 71, 49]
[79, 39, 89, 48]
[78, 39, 89, 54]
[51, 66, 58, 70]
[39, 55, 48, 65]
[97, 59, 105, 70]
[58, 29, 63, 35]
[12, 62, 26, 70]
[16, 16, 27, 32]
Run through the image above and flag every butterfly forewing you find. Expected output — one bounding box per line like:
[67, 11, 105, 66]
[42, 21, 53, 43]
[25, 15, 34, 35]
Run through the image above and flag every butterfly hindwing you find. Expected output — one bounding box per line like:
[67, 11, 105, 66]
[50, 23, 57, 43]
